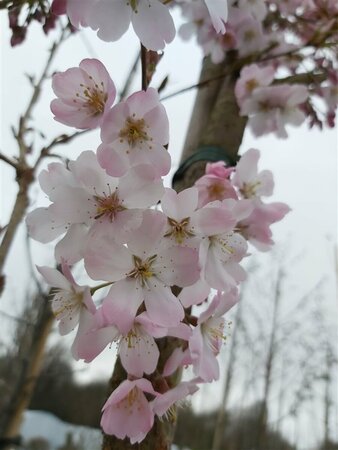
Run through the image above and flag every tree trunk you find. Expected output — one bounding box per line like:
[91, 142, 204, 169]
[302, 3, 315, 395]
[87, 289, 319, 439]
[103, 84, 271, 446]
[102, 56, 247, 450]
[0, 294, 53, 448]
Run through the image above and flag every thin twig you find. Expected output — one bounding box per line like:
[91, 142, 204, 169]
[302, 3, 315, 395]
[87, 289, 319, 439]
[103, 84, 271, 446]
[141, 44, 148, 91]
[0, 153, 17, 169]
[0, 29, 68, 294]
[119, 50, 140, 101]
[34, 129, 89, 170]
[16, 27, 68, 162]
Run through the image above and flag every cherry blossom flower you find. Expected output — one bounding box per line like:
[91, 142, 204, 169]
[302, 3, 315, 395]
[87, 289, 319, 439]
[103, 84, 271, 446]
[74, 309, 160, 377]
[161, 187, 199, 246]
[26, 151, 164, 262]
[235, 64, 275, 106]
[191, 199, 252, 291]
[233, 148, 274, 200]
[235, 14, 266, 56]
[240, 84, 309, 138]
[189, 289, 238, 381]
[238, 201, 291, 251]
[194, 161, 237, 207]
[101, 378, 158, 443]
[98, 88, 170, 177]
[79, 0, 175, 51]
[51, 59, 116, 129]
[37, 262, 95, 335]
[85, 210, 200, 332]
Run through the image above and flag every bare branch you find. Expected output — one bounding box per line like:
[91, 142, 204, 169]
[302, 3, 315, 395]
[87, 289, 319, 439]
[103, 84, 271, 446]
[141, 44, 148, 91]
[0, 30, 68, 295]
[0, 152, 17, 170]
[275, 71, 327, 86]
[34, 129, 90, 170]
[119, 50, 140, 101]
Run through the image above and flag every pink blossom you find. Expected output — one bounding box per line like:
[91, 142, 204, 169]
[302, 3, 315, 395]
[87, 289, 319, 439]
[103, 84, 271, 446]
[205, 161, 234, 178]
[37, 262, 95, 335]
[51, 59, 116, 130]
[239, 201, 291, 251]
[235, 64, 275, 106]
[189, 289, 238, 381]
[233, 148, 274, 200]
[101, 378, 157, 443]
[98, 88, 170, 177]
[85, 210, 199, 332]
[191, 199, 252, 291]
[75, 310, 160, 377]
[26, 151, 164, 262]
[195, 162, 237, 208]
[235, 15, 266, 56]
[161, 187, 200, 246]
[240, 84, 309, 138]
[82, 0, 175, 51]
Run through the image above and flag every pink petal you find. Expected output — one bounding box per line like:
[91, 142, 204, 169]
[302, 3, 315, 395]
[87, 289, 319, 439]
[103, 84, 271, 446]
[26, 207, 67, 243]
[144, 281, 184, 328]
[55, 224, 88, 264]
[178, 279, 211, 308]
[126, 209, 166, 257]
[103, 279, 143, 334]
[37, 266, 71, 290]
[131, 0, 175, 50]
[155, 246, 200, 287]
[119, 326, 159, 377]
[85, 232, 133, 281]
[161, 187, 198, 221]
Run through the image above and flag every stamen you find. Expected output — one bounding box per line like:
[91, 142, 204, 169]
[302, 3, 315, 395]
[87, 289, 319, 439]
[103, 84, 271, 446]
[128, 255, 157, 286]
[164, 217, 195, 244]
[93, 192, 125, 221]
[240, 180, 261, 198]
[74, 82, 107, 116]
[119, 117, 149, 146]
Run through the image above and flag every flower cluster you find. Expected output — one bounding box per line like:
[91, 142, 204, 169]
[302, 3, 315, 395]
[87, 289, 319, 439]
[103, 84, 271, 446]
[179, 0, 338, 134]
[235, 64, 309, 138]
[51, 0, 228, 51]
[26, 57, 290, 443]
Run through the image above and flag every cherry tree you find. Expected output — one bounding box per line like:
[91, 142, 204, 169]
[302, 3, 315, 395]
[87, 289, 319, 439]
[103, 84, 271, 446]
[0, 1, 337, 449]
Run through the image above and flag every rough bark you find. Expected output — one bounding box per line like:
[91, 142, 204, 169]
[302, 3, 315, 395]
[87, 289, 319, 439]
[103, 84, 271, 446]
[102, 56, 248, 450]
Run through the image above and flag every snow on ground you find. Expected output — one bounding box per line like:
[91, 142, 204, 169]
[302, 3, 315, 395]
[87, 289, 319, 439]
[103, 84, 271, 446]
[21, 410, 101, 450]
[21, 410, 184, 450]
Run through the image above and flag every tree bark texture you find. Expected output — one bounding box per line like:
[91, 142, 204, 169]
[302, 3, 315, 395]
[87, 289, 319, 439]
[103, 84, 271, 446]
[102, 56, 248, 450]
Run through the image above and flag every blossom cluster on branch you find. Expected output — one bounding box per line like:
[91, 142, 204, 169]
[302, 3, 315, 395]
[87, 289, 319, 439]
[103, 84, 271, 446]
[180, 0, 338, 133]
[26, 54, 290, 442]
[6, 0, 337, 133]
[1, 0, 332, 445]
